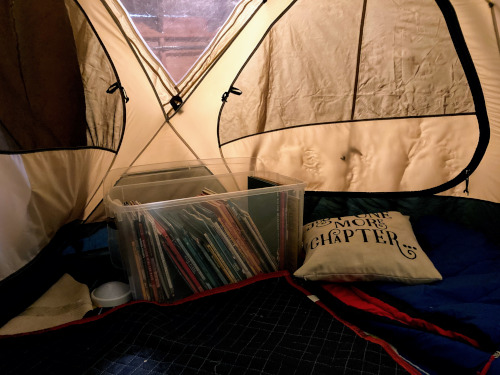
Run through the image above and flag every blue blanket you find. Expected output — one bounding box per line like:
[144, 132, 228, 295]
[330, 216, 500, 374]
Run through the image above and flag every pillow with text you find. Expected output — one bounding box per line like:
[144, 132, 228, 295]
[294, 211, 442, 284]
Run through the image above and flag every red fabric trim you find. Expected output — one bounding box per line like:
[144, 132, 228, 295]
[0, 271, 289, 339]
[322, 283, 480, 348]
[478, 353, 500, 375]
[284, 275, 421, 375]
[478, 355, 495, 375]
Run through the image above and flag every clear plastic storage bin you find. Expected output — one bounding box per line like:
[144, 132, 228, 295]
[104, 162, 305, 302]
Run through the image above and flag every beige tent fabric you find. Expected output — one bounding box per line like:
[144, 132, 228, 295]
[83, 0, 500, 205]
[149, 0, 500, 204]
[163, 0, 295, 164]
[99, 0, 178, 103]
[219, 0, 363, 144]
[77, 0, 193, 220]
[0, 155, 34, 278]
[168, 0, 481, 196]
[99, 0, 262, 113]
[355, 0, 473, 118]
[173, 0, 264, 102]
[0, 274, 92, 335]
[221, 115, 478, 192]
[219, 0, 473, 145]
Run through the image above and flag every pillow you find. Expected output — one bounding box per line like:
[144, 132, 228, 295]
[294, 211, 442, 284]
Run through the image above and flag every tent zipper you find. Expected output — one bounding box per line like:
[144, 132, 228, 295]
[107, 82, 129, 103]
[463, 169, 470, 195]
[222, 87, 242, 102]
[479, 351, 500, 375]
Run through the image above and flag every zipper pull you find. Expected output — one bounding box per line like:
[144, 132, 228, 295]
[463, 169, 470, 195]
[107, 82, 129, 103]
[479, 351, 500, 375]
[222, 86, 242, 102]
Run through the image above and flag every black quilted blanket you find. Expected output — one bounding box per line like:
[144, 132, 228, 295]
[0, 272, 414, 374]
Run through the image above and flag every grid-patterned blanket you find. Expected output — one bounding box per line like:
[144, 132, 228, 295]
[0, 272, 414, 374]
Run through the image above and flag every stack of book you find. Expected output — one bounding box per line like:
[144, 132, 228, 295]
[122, 194, 282, 302]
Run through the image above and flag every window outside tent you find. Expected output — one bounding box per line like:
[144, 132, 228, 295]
[120, 0, 241, 83]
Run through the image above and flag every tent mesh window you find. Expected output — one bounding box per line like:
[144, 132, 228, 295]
[120, 0, 241, 84]
[218, 0, 475, 145]
[0, 0, 125, 153]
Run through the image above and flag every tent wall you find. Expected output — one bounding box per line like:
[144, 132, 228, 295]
[135, 0, 294, 164]
[220, 116, 479, 192]
[1, 0, 500, 282]
[84, 0, 500, 202]
[0, 0, 194, 280]
[75, 0, 199, 221]
[147, 0, 499, 201]
[218, 0, 481, 194]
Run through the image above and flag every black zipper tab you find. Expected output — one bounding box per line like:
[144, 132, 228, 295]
[222, 86, 242, 102]
[463, 169, 470, 195]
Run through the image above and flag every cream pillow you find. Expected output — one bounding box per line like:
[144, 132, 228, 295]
[294, 211, 442, 284]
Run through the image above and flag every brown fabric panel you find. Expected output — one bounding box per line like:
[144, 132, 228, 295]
[0, 0, 87, 151]
[354, 0, 474, 119]
[65, 0, 124, 150]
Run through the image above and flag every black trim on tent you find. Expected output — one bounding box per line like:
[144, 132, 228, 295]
[218, 0, 490, 197]
[350, 0, 368, 121]
[0, 145, 123, 156]
[431, 0, 490, 195]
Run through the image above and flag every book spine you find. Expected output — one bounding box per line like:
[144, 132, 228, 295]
[131, 239, 150, 300]
[279, 191, 288, 269]
[137, 215, 160, 301]
[132, 217, 154, 300]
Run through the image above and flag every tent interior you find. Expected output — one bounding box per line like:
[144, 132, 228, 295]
[1, 0, 500, 374]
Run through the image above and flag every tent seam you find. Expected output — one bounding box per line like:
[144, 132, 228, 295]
[350, 0, 368, 121]
[488, 1, 500, 54]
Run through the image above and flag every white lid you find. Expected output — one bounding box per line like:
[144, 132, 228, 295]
[91, 281, 131, 308]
